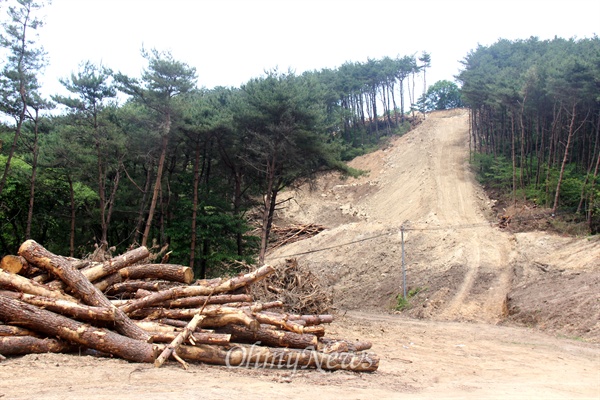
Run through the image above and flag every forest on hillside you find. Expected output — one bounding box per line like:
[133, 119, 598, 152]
[1, 1, 598, 279]
[457, 36, 600, 233]
[0, 0, 430, 277]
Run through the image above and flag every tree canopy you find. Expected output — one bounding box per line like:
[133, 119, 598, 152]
[457, 36, 600, 231]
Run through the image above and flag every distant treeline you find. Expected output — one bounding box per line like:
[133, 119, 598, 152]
[458, 36, 600, 232]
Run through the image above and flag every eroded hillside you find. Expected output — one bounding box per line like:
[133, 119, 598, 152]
[267, 109, 600, 342]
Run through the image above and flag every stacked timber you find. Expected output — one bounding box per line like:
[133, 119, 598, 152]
[0, 240, 378, 372]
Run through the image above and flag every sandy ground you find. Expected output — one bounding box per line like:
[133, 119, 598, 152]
[1, 109, 599, 399]
[1, 312, 598, 399]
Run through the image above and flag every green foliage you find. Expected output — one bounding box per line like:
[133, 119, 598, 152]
[417, 80, 464, 112]
[394, 287, 426, 311]
[471, 153, 513, 189]
[460, 36, 600, 231]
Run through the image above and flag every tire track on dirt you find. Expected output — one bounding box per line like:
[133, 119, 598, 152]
[268, 109, 515, 322]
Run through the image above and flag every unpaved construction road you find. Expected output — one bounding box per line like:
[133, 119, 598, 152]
[1, 109, 599, 399]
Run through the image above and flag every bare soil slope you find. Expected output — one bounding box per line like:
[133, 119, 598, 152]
[269, 109, 600, 339]
[1, 109, 599, 399]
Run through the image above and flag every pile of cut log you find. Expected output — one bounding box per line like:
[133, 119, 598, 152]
[0, 240, 378, 372]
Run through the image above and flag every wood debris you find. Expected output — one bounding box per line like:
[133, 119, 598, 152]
[0, 240, 378, 372]
[253, 258, 333, 315]
[269, 223, 326, 250]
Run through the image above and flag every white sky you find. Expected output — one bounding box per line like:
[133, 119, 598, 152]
[20, 0, 600, 98]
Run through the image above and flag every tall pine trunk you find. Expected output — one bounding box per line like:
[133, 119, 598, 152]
[25, 109, 40, 239]
[142, 113, 171, 247]
[68, 175, 75, 257]
[258, 156, 277, 265]
[189, 138, 202, 272]
[552, 104, 578, 215]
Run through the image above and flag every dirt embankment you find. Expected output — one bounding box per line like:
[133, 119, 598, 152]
[268, 109, 600, 342]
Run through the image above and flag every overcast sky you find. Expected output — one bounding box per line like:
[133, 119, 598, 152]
[23, 0, 600, 98]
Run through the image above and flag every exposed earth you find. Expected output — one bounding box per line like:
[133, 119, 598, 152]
[1, 109, 599, 399]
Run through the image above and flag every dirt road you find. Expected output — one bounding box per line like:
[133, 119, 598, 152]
[1, 311, 598, 399]
[1, 109, 598, 399]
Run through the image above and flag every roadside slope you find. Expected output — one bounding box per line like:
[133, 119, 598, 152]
[268, 109, 515, 323]
[267, 108, 599, 338]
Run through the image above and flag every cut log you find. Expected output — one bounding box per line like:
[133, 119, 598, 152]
[130, 305, 260, 330]
[0, 294, 157, 363]
[220, 301, 284, 310]
[134, 289, 154, 299]
[154, 313, 205, 368]
[319, 338, 372, 353]
[93, 265, 192, 294]
[119, 265, 275, 315]
[119, 264, 193, 283]
[80, 246, 150, 282]
[216, 324, 318, 349]
[0, 324, 39, 337]
[101, 280, 184, 296]
[0, 270, 76, 302]
[0, 291, 115, 322]
[18, 240, 150, 342]
[176, 343, 379, 372]
[253, 312, 325, 336]
[201, 314, 259, 330]
[158, 294, 253, 308]
[0, 255, 28, 274]
[47, 246, 150, 291]
[0, 336, 78, 356]
[288, 314, 334, 326]
[148, 331, 231, 346]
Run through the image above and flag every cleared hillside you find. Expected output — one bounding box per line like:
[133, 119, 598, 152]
[267, 109, 600, 341]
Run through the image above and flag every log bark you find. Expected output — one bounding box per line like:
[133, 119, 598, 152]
[81, 246, 150, 282]
[319, 338, 372, 353]
[148, 331, 231, 346]
[253, 312, 325, 336]
[136, 311, 259, 332]
[288, 314, 334, 326]
[0, 335, 78, 356]
[259, 312, 334, 326]
[18, 240, 150, 341]
[0, 294, 157, 363]
[0, 269, 75, 301]
[134, 322, 232, 346]
[0, 291, 115, 322]
[94, 265, 192, 294]
[158, 294, 253, 308]
[101, 280, 183, 296]
[0, 324, 39, 337]
[118, 264, 193, 283]
[216, 324, 318, 349]
[130, 305, 260, 330]
[176, 343, 379, 372]
[201, 314, 259, 330]
[47, 246, 150, 292]
[120, 265, 275, 315]
[154, 313, 205, 368]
